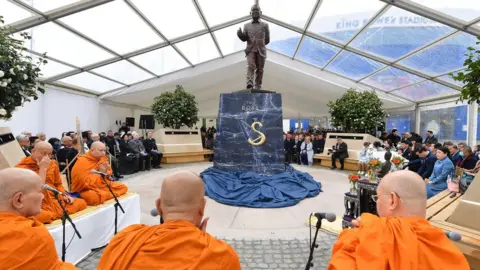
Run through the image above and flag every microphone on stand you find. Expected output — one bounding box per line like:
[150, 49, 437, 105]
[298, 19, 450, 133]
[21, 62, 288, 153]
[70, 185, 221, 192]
[445, 231, 462, 242]
[150, 208, 164, 224]
[42, 184, 64, 196]
[311, 212, 336, 222]
[306, 212, 337, 270]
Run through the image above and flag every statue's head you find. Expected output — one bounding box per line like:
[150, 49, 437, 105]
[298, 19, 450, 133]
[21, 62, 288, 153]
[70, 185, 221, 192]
[250, 5, 261, 20]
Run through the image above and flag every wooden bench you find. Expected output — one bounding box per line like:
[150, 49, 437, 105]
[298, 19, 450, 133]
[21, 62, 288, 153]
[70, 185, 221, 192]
[162, 149, 213, 164]
[313, 154, 358, 171]
[426, 190, 480, 269]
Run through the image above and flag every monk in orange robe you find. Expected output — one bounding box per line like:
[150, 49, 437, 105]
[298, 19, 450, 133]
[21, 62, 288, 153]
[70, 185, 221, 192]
[15, 141, 87, 224]
[97, 171, 241, 270]
[0, 168, 76, 269]
[71, 141, 128, 206]
[328, 170, 469, 270]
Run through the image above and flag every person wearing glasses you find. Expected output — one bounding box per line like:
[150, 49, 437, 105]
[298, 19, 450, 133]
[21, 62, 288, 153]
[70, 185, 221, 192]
[328, 170, 468, 269]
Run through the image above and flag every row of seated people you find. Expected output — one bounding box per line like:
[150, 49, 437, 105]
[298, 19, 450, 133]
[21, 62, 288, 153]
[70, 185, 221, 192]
[283, 133, 325, 164]
[0, 168, 470, 269]
[14, 140, 129, 224]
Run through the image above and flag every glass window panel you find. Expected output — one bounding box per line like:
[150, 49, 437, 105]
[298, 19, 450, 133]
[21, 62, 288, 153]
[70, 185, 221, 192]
[20, 0, 81, 12]
[131, 0, 205, 40]
[90, 60, 154, 85]
[391, 80, 458, 101]
[308, 0, 385, 43]
[214, 21, 249, 55]
[350, 7, 455, 60]
[411, 0, 480, 22]
[387, 111, 416, 135]
[59, 72, 123, 93]
[295, 36, 340, 67]
[130, 46, 189, 76]
[260, 0, 317, 28]
[175, 34, 219, 65]
[325, 50, 385, 80]
[420, 105, 467, 143]
[28, 22, 114, 67]
[60, 1, 162, 55]
[437, 70, 465, 87]
[267, 24, 302, 57]
[0, 1, 33, 25]
[29, 55, 75, 79]
[398, 32, 479, 76]
[198, 0, 252, 27]
[361, 67, 424, 91]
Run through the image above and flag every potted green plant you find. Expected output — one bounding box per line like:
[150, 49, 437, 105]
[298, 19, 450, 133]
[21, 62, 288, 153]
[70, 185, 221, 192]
[0, 15, 47, 119]
[451, 36, 480, 104]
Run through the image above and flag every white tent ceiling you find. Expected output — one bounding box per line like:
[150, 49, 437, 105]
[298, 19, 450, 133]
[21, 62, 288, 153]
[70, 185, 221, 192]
[2, 0, 480, 117]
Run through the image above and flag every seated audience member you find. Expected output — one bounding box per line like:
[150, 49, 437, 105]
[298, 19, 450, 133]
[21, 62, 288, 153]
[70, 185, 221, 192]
[423, 130, 438, 144]
[71, 142, 128, 206]
[16, 134, 31, 156]
[0, 168, 76, 269]
[129, 132, 150, 171]
[425, 146, 454, 198]
[15, 142, 87, 224]
[458, 146, 477, 170]
[117, 134, 139, 175]
[406, 143, 422, 171]
[48, 137, 61, 154]
[458, 142, 466, 157]
[416, 147, 437, 179]
[399, 140, 411, 159]
[358, 142, 370, 174]
[377, 151, 392, 179]
[97, 171, 241, 270]
[448, 144, 463, 166]
[36, 132, 46, 142]
[300, 135, 314, 166]
[143, 131, 163, 169]
[328, 170, 469, 269]
[331, 138, 348, 170]
[56, 136, 79, 173]
[118, 122, 130, 134]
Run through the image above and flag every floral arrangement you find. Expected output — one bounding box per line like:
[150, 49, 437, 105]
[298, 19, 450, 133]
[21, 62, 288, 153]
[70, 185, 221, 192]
[391, 156, 405, 168]
[0, 15, 47, 119]
[368, 158, 382, 169]
[348, 173, 361, 183]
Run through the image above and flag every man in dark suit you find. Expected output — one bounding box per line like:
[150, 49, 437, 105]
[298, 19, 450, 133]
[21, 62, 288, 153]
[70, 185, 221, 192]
[143, 131, 163, 169]
[284, 133, 295, 163]
[16, 135, 31, 156]
[417, 147, 437, 179]
[386, 129, 401, 148]
[331, 138, 348, 170]
[237, 5, 270, 90]
[448, 145, 463, 166]
[399, 140, 411, 159]
[424, 130, 438, 144]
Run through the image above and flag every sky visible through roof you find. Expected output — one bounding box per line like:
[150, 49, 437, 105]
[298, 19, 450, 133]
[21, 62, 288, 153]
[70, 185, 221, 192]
[1, 0, 480, 103]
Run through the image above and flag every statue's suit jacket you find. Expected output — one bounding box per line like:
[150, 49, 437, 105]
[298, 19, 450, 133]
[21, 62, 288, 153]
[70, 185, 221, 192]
[241, 20, 270, 58]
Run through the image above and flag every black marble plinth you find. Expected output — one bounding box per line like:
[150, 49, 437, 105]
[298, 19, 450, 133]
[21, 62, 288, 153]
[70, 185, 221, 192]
[214, 93, 284, 175]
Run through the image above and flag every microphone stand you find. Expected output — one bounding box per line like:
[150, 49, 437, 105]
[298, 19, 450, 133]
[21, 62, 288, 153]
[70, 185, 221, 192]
[54, 193, 82, 262]
[305, 216, 322, 270]
[100, 173, 125, 235]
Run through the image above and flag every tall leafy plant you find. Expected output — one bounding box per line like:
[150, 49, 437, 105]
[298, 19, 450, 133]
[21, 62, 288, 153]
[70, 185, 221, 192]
[451, 36, 480, 104]
[151, 85, 199, 129]
[328, 89, 387, 134]
[0, 15, 47, 119]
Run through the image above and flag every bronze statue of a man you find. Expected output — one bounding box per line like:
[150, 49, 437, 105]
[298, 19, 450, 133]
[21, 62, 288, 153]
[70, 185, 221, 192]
[237, 5, 270, 90]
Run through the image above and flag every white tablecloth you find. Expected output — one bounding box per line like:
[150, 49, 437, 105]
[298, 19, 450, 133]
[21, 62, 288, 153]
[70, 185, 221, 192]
[47, 193, 141, 265]
[371, 150, 409, 163]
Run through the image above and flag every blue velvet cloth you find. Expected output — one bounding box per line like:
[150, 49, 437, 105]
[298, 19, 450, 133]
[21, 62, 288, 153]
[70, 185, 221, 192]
[200, 165, 322, 208]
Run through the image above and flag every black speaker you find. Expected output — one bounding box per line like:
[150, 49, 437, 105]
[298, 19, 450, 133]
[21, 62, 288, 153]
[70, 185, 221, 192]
[126, 117, 135, 127]
[139, 115, 155, 129]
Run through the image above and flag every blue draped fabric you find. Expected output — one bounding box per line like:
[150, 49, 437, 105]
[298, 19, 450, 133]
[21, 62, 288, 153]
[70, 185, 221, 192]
[200, 165, 322, 208]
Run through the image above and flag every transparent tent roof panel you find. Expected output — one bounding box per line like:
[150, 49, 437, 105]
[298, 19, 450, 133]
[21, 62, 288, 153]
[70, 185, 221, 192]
[60, 1, 163, 55]
[325, 50, 386, 80]
[349, 6, 456, 61]
[198, 0, 252, 27]
[59, 72, 123, 93]
[437, 70, 466, 87]
[131, 0, 205, 40]
[391, 80, 459, 101]
[20, 0, 81, 13]
[90, 60, 154, 85]
[214, 21, 249, 56]
[266, 23, 302, 57]
[361, 67, 425, 91]
[1, 1, 33, 25]
[410, 0, 480, 22]
[295, 36, 340, 68]
[32, 56, 76, 79]
[175, 34, 219, 65]
[129, 46, 189, 76]
[261, 0, 318, 28]
[308, 0, 386, 43]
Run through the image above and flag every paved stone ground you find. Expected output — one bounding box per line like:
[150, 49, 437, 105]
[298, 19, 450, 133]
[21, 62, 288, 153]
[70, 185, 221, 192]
[76, 230, 337, 270]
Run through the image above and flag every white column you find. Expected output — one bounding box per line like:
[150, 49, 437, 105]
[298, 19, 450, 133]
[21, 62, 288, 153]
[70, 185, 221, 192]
[467, 103, 478, 146]
[414, 104, 421, 134]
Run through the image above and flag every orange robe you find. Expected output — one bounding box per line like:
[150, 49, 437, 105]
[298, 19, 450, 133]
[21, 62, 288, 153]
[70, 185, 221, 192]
[71, 153, 128, 206]
[97, 220, 241, 270]
[15, 157, 87, 224]
[328, 213, 469, 270]
[0, 212, 76, 269]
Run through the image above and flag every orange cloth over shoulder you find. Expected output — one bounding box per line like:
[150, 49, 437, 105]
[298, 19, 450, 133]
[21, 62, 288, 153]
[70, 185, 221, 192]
[97, 220, 241, 270]
[328, 213, 469, 270]
[0, 212, 76, 269]
[15, 157, 87, 224]
[71, 153, 127, 206]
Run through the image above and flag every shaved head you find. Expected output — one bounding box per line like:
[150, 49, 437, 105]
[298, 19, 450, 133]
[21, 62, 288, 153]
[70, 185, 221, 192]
[157, 171, 206, 226]
[31, 141, 52, 164]
[33, 141, 52, 152]
[0, 168, 44, 217]
[376, 170, 427, 218]
[90, 141, 106, 159]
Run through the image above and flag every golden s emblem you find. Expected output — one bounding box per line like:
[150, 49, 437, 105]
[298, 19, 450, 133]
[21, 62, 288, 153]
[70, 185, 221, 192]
[248, 121, 266, 146]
